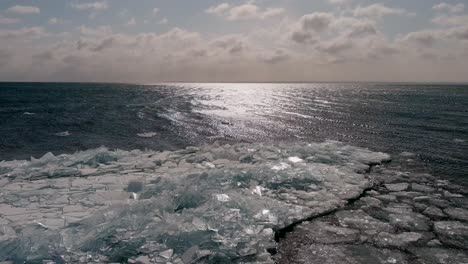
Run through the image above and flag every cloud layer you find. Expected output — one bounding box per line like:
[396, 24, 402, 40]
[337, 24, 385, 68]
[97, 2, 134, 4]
[0, 1, 467, 82]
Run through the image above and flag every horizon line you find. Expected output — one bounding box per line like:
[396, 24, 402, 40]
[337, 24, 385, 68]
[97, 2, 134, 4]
[1, 81, 468, 85]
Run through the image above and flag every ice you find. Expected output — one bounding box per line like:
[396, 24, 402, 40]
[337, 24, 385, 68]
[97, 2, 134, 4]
[271, 162, 290, 171]
[0, 141, 391, 263]
[215, 194, 231, 202]
[288, 157, 303, 163]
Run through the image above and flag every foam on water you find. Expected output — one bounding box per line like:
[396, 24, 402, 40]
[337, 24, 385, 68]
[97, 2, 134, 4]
[0, 141, 391, 263]
[137, 132, 158, 138]
[54, 131, 72, 137]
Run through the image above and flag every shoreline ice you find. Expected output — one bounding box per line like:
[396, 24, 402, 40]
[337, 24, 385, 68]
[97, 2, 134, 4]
[0, 141, 395, 263]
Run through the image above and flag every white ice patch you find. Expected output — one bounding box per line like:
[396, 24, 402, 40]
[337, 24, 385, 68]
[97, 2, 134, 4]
[272, 162, 291, 171]
[215, 194, 231, 202]
[0, 141, 391, 263]
[252, 185, 265, 196]
[288, 156, 304, 163]
[137, 132, 157, 138]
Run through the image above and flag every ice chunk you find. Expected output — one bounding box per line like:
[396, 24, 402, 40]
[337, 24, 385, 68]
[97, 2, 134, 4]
[288, 157, 304, 163]
[252, 186, 265, 196]
[159, 249, 174, 259]
[215, 194, 231, 202]
[272, 162, 290, 171]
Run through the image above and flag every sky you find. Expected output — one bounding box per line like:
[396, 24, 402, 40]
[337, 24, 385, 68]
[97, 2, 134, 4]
[0, 0, 467, 82]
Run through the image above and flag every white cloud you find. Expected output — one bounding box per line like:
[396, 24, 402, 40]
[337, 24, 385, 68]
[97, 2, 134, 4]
[0, 16, 19, 25]
[1, 3, 468, 82]
[347, 20, 378, 38]
[153, 8, 160, 15]
[317, 37, 353, 54]
[0, 27, 46, 39]
[432, 15, 468, 27]
[353, 4, 406, 18]
[206, 3, 231, 16]
[300, 13, 334, 32]
[328, 0, 353, 6]
[400, 31, 441, 47]
[159, 18, 169, 25]
[259, 49, 290, 64]
[71, 1, 108, 11]
[290, 12, 334, 44]
[6, 5, 40, 15]
[48, 18, 66, 25]
[78, 25, 112, 37]
[432, 3, 464, 13]
[448, 26, 468, 40]
[206, 3, 285, 21]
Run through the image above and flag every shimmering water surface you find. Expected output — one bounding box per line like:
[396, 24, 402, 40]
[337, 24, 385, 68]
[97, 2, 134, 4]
[1, 82, 467, 182]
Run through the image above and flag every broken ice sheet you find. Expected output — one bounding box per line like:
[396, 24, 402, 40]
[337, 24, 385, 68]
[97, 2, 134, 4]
[0, 141, 390, 263]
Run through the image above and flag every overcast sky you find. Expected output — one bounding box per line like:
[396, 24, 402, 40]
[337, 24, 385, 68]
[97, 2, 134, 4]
[0, 0, 467, 82]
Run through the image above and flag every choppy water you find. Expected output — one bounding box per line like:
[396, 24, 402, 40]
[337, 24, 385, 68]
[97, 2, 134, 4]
[0, 82, 467, 182]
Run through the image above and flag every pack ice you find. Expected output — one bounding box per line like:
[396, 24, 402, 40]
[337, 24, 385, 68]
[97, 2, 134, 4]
[0, 141, 390, 263]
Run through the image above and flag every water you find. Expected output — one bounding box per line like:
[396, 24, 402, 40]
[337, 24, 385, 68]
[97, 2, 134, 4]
[0, 82, 467, 182]
[1, 82, 467, 263]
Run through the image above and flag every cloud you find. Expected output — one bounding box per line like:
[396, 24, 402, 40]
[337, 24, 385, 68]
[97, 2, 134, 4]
[6, 5, 40, 15]
[432, 15, 468, 27]
[48, 18, 66, 25]
[290, 12, 334, 44]
[159, 18, 169, 25]
[328, 0, 354, 6]
[317, 37, 353, 54]
[71, 1, 108, 11]
[448, 26, 468, 40]
[0, 27, 47, 39]
[432, 3, 464, 13]
[127, 18, 136, 26]
[301, 13, 334, 32]
[153, 8, 160, 15]
[0, 16, 19, 25]
[400, 31, 441, 47]
[259, 49, 290, 64]
[353, 4, 406, 18]
[206, 3, 232, 16]
[1, 2, 468, 83]
[206, 3, 285, 21]
[78, 25, 112, 37]
[211, 35, 248, 54]
[345, 20, 378, 38]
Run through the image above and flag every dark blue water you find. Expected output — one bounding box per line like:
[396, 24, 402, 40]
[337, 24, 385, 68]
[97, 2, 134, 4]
[1, 82, 467, 182]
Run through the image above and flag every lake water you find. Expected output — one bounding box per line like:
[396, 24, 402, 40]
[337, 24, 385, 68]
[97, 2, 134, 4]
[0, 82, 467, 182]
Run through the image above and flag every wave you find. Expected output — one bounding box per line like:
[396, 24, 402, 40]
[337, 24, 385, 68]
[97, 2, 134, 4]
[137, 132, 157, 138]
[54, 131, 71, 137]
[0, 141, 391, 263]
